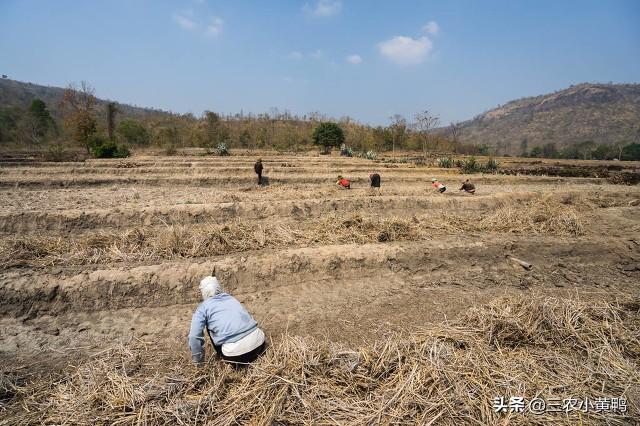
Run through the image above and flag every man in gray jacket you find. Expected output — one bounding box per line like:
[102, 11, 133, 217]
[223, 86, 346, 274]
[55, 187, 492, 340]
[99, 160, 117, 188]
[189, 275, 266, 364]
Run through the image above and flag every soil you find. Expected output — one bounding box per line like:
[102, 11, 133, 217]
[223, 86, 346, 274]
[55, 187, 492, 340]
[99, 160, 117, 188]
[1, 152, 639, 372]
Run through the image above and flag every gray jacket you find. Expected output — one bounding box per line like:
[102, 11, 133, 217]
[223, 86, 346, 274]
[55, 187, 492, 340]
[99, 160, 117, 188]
[188, 293, 258, 362]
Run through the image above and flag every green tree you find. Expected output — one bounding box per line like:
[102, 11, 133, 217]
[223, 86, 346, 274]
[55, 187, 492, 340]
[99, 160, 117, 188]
[541, 142, 559, 158]
[202, 111, 230, 149]
[529, 146, 543, 158]
[477, 144, 490, 156]
[621, 143, 640, 161]
[0, 107, 22, 143]
[117, 119, 149, 146]
[592, 144, 614, 160]
[312, 122, 344, 154]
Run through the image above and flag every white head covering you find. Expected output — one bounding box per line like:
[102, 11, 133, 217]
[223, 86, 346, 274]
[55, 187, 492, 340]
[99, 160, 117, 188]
[199, 276, 221, 300]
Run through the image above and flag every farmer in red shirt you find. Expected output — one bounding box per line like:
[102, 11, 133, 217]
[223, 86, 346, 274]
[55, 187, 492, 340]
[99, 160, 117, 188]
[431, 177, 446, 194]
[337, 175, 351, 189]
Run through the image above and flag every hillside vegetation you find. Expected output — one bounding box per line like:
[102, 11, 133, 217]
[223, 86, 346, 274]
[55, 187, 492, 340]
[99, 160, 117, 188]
[1, 78, 639, 160]
[453, 83, 640, 155]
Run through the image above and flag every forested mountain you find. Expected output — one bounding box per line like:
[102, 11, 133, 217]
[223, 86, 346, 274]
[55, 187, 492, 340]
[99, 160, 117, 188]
[0, 78, 170, 121]
[450, 83, 640, 155]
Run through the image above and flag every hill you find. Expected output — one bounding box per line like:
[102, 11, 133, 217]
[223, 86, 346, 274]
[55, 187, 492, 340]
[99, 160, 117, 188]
[0, 78, 171, 121]
[451, 83, 640, 155]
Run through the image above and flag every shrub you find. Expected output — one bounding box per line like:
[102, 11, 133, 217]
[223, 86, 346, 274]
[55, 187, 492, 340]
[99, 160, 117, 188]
[436, 157, 454, 168]
[484, 158, 500, 173]
[360, 150, 377, 160]
[164, 144, 177, 155]
[216, 142, 230, 156]
[117, 119, 150, 146]
[340, 146, 354, 157]
[459, 156, 481, 173]
[43, 142, 76, 162]
[90, 136, 130, 158]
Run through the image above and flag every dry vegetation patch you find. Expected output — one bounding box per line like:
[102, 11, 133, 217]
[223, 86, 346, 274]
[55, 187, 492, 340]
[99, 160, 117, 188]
[1, 198, 586, 268]
[3, 296, 638, 425]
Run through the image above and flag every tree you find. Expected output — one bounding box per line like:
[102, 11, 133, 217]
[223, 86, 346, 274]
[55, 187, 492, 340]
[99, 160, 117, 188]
[388, 114, 407, 153]
[621, 143, 640, 161]
[59, 82, 97, 153]
[477, 144, 490, 156]
[520, 138, 529, 157]
[0, 107, 21, 143]
[202, 111, 230, 149]
[16, 99, 57, 144]
[449, 122, 460, 153]
[541, 142, 559, 158]
[413, 110, 439, 157]
[117, 119, 149, 146]
[106, 102, 119, 140]
[530, 146, 543, 158]
[312, 122, 344, 154]
[592, 144, 614, 160]
[576, 140, 596, 160]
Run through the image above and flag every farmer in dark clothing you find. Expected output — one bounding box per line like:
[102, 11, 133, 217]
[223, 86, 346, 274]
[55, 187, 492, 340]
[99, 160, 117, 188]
[369, 172, 381, 194]
[459, 179, 476, 194]
[254, 159, 263, 185]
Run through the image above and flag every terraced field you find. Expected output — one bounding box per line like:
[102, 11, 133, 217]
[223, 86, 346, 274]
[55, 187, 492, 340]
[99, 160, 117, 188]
[1, 153, 638, 364]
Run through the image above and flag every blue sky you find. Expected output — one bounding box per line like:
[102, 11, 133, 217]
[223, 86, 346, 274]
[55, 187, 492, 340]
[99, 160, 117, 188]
[1, 0, 639, 125]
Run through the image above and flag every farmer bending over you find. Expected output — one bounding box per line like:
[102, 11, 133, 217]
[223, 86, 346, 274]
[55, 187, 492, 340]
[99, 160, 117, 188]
[189, 276, 266, 364]
[337, 175, 351, 189]
[369, 172, 381, 194]
[459, 179, 476, 194]
[432, 178, 446, 194]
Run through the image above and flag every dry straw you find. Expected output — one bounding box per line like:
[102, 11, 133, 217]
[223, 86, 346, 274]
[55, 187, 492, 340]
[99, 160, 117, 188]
[2, 295, 638, 424]
[1, 198, 585, 268]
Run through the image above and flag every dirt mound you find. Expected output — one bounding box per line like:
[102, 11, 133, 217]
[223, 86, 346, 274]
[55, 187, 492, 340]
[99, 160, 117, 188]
[3, 295, 638, 425]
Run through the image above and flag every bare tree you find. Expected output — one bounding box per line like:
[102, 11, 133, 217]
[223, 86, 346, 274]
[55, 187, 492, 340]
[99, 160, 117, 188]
[59, 82, 97, 153]
[449, 122, 460, 153]
[413, 110, 440, 158]
[388, 114, 407, 154]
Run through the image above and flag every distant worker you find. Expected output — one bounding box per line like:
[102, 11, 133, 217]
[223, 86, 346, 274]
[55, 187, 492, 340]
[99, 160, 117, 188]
[254, 159, 263, 185]
[432, 178, 446, 194]
[189, 276, 266, 364]
[459, 179, 476, 195]
[337, 175, 351, 189]
[369, 172, 381, 194]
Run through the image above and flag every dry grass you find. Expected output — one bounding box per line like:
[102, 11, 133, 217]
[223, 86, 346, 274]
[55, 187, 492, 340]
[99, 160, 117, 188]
[2, 295, 638, 425]
[0, 198, 585, 268]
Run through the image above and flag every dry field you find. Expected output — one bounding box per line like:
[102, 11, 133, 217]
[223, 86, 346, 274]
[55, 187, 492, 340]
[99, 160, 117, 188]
[1, 152, 639, 424]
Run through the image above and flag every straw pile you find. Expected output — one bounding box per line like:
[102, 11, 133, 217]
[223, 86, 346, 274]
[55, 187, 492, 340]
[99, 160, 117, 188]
[1, 198, 585, 268]
[2, 295, 638, 425]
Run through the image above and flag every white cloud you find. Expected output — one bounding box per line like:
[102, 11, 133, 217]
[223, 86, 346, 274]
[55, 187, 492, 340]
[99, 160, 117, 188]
[206, 17, 224, 36]
[310, 49, 323, 59]
[173, 14, 197, 30]
[423, 21, 439, 35]
[378, 36, 432, 65]
[305, 0, 342, 17]
[346, 54, 362, 64]
[289, 51, 303, 59]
